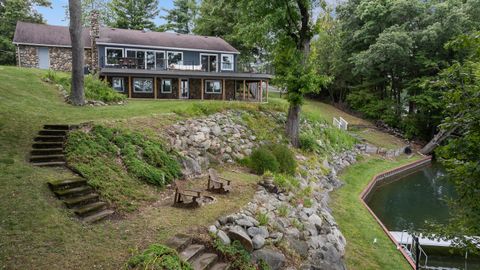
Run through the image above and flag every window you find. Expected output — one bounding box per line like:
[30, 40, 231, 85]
[112, 77, 124, 92]
[200, 54, 218, 72]
[221, 54, 234, 71]
[155, 51, 165, 70]
[167, 51, 183, 65]
[133, 78, 153, 93]
[161, 79, 172, 93]
[105, 47, 123, 65]
[205, 80, 222, 94]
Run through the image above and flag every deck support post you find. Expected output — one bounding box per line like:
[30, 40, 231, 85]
[243, 80, 246, 101]
[222, 79, 226, 100]
[154, 77, 157, 99]
[259, 80, 263, 102]
[128, 76, 132, 98]
[266, 80, 269, 103]
[178, 78, 181, 99]
[201, 78, 204, 100]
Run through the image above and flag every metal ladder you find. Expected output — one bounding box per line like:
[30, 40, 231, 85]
[399, 230, 429, 269]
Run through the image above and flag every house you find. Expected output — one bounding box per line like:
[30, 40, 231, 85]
[12, 17, 272, 102]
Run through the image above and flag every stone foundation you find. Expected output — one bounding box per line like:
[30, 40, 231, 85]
[17, 45, 93, 72]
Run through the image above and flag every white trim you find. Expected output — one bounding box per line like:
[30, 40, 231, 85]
[105, 47, 124, 66]
[204, 80, 222, 94]
[221, 54, 234, 71]
[180, 79, 189, 99]
[13, 42, 92, 49]
[200, 53, 218, 72]
[167, 51, 183, 66]
[96, 42, 240, 54]
[161, 79, 172, 93]
[132, 77, 154, 93]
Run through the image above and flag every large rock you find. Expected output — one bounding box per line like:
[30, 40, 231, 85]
[247, 226, 269, 239]
[308, 214, 323, 230]
[181, 156, 202, 176]
[252, 248, 286, 270]
[286, 236, 309, 258]
[217, 230, 231, 245]
[228, 226, 253, 251]
[252, 235, 265, 250]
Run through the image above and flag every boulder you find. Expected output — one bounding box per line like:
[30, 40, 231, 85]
[217, 230, 231, 245]
[228, 226, 253, 251]
[247, 226, 269, 239]
[252, 248, 286, 270]
[252, 235, 265, 250]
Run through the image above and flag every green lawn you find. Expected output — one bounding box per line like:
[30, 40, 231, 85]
[331, 156, 421, 270]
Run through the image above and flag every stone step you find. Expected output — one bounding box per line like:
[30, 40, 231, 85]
[30, 154, 65, 163]
[32, 142, 63, 149]
[191, 253, 218, 270]
[48, 178, 87, 191]
[63, 193, 99, 208]
[180, 244, 205, 262]
[82, 209, 114, 224]
[43, 124, 72, 131]
[209, 263, 230, 270]
[34, 135, 65, 142]
[74, 201, 107, 217]
[39, 129, 67, 136]
[165, 234, 193, 251]
[54, 185, 92, 198]
[32, 161, 66, 167]
[31, 148, 64, 156]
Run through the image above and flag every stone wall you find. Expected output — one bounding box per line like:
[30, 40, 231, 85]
[17, 45, 92, 72]
[18, 45, 38, 68]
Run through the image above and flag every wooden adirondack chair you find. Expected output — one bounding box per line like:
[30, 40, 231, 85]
[174, 188, 202, 207]
[207, 168, 232, 193]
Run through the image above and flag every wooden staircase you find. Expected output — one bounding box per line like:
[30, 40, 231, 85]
[30, 124, 114, 223]
[166, 235, 230, 270]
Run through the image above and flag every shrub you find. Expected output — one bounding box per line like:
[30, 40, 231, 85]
[249, 146, 279, 174]
[213, 239, 258, 270]
[270, 144, 296, 174]
[127, 244, 192, 270]
[299, 133, 318, 152]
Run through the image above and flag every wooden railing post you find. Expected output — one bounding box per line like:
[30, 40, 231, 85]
[259, 80, 263, 102]
[266, 80, 269, 103]
[154, 76, 157, 99]
[243, 80, 246, 101]
[128, 76, 132, 98]
[178, 78, 181, 99]
[201, 78, 204, 100]
[222, 79, 226, 100]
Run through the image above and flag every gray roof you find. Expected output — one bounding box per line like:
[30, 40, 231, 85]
[13, 22, 92, 48]
[13, 22, 239, 53]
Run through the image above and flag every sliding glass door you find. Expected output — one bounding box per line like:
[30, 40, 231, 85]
[201, 54, 218, 72]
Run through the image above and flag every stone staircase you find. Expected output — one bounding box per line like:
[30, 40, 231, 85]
[30, 124, 114, 223]
[166, 234, 230, 270]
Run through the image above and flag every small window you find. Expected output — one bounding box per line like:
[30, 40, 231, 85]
[161, 79, 172, 93]
[133, 78, 153, 93]
[112, 77, 124, 92]
[205, 80, 222, 94]
[167, 51, 183, 65]
[221, 54, 234, 71]
[105, 47, 123, 65]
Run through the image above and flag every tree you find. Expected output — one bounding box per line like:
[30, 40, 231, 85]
[109, 0, 159, 30]
[159, 0, 197, 34]
[68, 0, 85, 106]
[235, 0, 330, 147]
[0, 0, 50, 65]
[64, 0, 113, 27]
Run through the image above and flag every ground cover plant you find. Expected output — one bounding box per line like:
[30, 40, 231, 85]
[66, 125, 181, 211]
[127, 244, 193, 270]
[246, 144, 296, 175]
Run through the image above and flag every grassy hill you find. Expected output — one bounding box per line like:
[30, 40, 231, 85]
[0, 66, 409, 269]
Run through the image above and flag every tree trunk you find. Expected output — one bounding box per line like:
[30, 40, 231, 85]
[69, 0, 85, 106]
[420, 126, 458, 155]
[286, 103, 301, 147]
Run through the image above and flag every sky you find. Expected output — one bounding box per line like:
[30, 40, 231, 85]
[36, 0, 174, 26]
[36, 0, 341, 27]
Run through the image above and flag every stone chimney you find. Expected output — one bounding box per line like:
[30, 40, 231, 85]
[89, 10, 100, 74]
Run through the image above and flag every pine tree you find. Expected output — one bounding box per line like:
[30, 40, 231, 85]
[158, 0, 197, 34]
[109, 0, 159, 30]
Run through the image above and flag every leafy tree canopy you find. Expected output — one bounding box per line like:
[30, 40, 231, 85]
[109, 0, 159, 30]
[158, 0, 197, 34]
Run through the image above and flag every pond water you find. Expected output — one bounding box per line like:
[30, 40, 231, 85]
[367, 162, 480, 270]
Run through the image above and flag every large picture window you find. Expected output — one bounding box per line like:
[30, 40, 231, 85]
[205, 80, 222, 94]
[112, 77, 124, 92]
[105, 47, 123, 65]
[221, 54, 234, 71]
[133, 78, 153, 93]
[167, 51, 183, 65]
[161, 79, 172, 93]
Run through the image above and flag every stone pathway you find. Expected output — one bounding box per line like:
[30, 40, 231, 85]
[30, 124, 114, 223]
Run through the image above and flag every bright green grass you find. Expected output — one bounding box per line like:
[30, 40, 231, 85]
[331, 156, 421, 270]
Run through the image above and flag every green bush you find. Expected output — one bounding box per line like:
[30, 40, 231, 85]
[299, 133, 318, 152]
[249, 146, 279, 174]
[127, 244, 192, 270]
[270, 144, 296, 174]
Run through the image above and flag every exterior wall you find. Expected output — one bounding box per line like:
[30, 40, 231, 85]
[18, 45, 38, 68]
[189, 79, 201, 99]
[17, 45, 93, 72]
[156, 77, 179, 99]
[98, 45, 237, 72]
